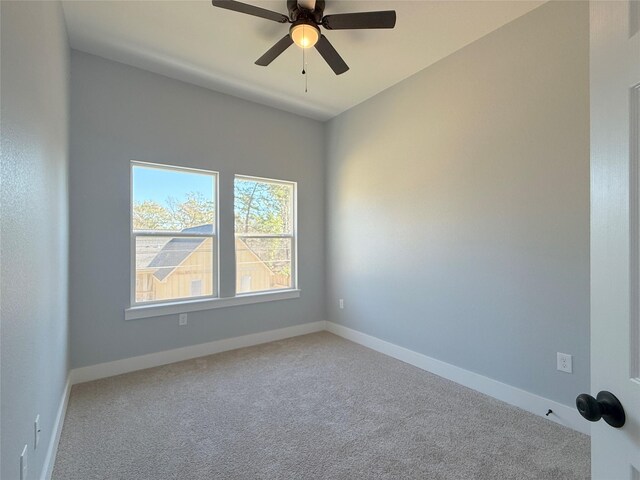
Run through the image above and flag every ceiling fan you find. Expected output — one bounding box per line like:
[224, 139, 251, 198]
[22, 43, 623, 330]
[210, 0, 396, 75]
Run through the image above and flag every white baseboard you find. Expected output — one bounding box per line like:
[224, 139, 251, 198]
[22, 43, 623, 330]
[326, 321, 589, 436]
[41, 376, 71, 480]
[70, 321, 326, 384]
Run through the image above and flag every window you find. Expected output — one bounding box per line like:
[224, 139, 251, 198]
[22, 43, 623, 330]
[131, 163, 217, 305]
[234, 176, 296, 294]
[126, 165, 300, 319]
[190, 279, 202, 296]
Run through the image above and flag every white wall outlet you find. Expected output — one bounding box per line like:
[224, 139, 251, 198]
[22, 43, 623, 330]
[339, 299, 344, 309]
[34, 414, 40, 449]
[20, 444, 27, 480]
[557, 352, 573, 373]
[178, 313, 188, 326]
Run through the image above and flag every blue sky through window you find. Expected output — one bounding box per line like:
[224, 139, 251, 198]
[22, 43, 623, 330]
[133, 165, 214, 206]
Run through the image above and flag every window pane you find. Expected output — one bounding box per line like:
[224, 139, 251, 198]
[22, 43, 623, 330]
[236, 237, 292, 294]
[135, 236, 214, 303]
[234, 178, 293, 235]
[133, 165, 215, 233]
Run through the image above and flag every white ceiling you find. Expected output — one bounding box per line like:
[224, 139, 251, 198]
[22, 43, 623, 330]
[61, 0, 545, 121]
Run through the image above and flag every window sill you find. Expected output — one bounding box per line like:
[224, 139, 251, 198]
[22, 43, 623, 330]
[125, 289, 301, 321]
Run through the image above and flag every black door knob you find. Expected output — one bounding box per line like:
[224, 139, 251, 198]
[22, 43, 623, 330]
[575, 391, 625, 428]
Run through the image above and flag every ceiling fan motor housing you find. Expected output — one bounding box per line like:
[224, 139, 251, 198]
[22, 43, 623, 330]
[287, 0, 325, 23]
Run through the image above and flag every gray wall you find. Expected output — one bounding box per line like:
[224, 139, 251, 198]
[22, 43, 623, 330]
[1, 2, 70, 479]
[69, 51, 325, 368]
[325, 1, 589, 406]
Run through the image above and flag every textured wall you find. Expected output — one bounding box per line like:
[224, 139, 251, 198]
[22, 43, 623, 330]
[325, 1, 589, 406]
[1, 2, 70, 479]
[69, 51, 326, 368]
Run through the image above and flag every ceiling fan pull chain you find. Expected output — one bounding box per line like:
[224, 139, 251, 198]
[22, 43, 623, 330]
[302, 27, 306, 76]
[302, 24, 306, 75]
[302, 28, 308, 93]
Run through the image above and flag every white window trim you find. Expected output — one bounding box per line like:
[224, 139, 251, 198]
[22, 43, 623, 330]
[127, 166, 301, 320]
[130, 161, 220, 307]
[125, 289, 301, 320]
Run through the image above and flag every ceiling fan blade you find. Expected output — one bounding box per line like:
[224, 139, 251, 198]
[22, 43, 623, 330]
[211, 0, 289, 23]
[255, 35, 294, 66]
[322, 10, 396, 30]
[315, 35, 349, 75]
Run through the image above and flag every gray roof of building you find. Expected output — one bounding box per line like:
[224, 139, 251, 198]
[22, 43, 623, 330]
[147, 225, 211, 281]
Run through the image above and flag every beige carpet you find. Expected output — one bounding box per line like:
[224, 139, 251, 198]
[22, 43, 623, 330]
[53, 332, 589, 479]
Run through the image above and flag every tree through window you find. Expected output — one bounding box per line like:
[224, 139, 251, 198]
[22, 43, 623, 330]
[234, 176, 296, 294]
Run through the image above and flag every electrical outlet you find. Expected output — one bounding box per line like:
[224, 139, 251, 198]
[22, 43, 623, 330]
[557, 352, 573, 373]
[179, 313, 188, 326]
[34, 415, 40, 449]
[20, 444, 27, 480]
[339, 299, 344, 309]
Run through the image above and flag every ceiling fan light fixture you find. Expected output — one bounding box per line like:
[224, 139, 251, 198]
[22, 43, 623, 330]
[290, 22, 319, 49]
